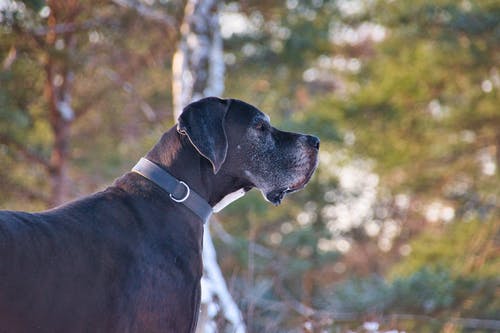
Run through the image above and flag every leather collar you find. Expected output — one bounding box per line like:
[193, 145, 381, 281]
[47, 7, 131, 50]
[132, 157, 212, 223]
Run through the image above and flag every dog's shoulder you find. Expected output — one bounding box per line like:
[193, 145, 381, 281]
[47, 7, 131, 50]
[0, 209, 44, 240]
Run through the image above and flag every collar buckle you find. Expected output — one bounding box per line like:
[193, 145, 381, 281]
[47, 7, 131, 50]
[170, 181, 190, 203]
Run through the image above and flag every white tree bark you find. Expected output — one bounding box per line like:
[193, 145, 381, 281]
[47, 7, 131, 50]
[172, 1, 245, 332]
[200, 224, 245, 333]
[172, 0, 225, 119]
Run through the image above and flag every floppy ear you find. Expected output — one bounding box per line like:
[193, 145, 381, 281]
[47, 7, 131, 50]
[177, 97, 230, 174]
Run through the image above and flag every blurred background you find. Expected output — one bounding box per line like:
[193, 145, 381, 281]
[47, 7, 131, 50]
[0, 0, 499, 332]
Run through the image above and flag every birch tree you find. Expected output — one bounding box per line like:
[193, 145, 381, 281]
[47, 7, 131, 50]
[172, 0, 245, 332]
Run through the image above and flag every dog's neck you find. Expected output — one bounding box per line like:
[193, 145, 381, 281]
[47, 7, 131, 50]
[145, 127, 249, 210]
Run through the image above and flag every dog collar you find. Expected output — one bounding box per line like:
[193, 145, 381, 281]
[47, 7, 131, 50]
[132, 157, 212, 224]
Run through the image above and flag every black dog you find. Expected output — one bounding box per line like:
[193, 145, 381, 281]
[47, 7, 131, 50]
[0, 97, 319, 332]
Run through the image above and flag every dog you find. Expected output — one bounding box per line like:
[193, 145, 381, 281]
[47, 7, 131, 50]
[0, 97, 319, 332]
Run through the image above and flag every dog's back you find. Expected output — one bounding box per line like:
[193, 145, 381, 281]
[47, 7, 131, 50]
[0, 190, 139, 332]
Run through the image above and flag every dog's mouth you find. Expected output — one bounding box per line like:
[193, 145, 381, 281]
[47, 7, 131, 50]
[265, 186, 301, 206]
[265, 155, 319, 206]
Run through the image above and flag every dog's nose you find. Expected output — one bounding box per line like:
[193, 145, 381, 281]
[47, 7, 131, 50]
[306, 135, 320, 149]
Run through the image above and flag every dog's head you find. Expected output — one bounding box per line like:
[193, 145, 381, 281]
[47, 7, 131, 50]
[178, 97, 319, 207]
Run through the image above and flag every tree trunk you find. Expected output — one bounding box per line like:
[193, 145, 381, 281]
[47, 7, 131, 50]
[172, 0, 224, 119]
[172, 1, 245, 332]
[44, 6, 77, 207]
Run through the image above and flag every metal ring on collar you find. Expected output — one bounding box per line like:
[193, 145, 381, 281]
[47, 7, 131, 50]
[170, 181, 190, 203]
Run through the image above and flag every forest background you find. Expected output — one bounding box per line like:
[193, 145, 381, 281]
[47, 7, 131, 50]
[0, 0, 499, 332]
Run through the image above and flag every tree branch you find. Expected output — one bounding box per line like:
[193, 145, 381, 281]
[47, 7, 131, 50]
[2, 45, 17, 71]
[211, 218, 274, 258]
[0, 175, 49, 204]
[30, 18, 116, 36]
[271, 275, 354, 322]
[111, 0, 176, 28]
[0, 134, 50, 170]
[101, 68, 158, 122]
[384, 314, 500, 331]
[73, 87, 112, 121]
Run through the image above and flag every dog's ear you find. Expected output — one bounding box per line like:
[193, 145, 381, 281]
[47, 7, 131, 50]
[177, 97, 230, 174]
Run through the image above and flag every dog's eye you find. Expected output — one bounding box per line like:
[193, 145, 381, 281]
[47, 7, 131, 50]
[255, 121, 268, 131]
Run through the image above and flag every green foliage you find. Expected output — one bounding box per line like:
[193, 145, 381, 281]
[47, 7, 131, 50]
[329, 275, 392, 314]
[20, 0, 45, 12]
[329, 266, 500, 327]
[1, 0, 499, 331]
[0, 0, 177, 207]
[329, 268, 456, 315]
[391, 268, 456, 313]
[391, 219, 500, 279]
